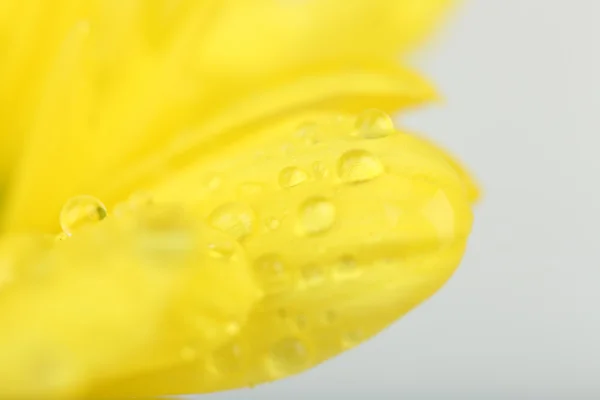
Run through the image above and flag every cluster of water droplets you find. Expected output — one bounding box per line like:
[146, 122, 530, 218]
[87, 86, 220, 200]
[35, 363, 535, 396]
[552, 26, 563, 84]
[51, 109, 395, 379]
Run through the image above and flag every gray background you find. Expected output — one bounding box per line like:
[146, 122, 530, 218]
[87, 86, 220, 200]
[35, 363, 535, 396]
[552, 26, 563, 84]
[194, 1, 600, 398]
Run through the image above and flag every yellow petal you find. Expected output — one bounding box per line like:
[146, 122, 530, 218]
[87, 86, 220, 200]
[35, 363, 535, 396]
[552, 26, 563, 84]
[92, 111, 476, 396]
[2, 0, 445, 233]
[0, 205, 260, 398]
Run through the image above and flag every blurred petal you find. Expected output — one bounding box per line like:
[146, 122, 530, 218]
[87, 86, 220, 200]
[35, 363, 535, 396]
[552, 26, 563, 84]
[0, 205, 260, 398]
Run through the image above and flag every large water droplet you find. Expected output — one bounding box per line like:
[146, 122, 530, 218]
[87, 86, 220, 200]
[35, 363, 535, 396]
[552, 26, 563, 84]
[297, 198, 336, 235]
[279, 166, 309, 188]
[354, 109, 395, 139]
[59, 195, 107, 235]
[337, 149, 384, 184]
[208, 203, 255, 240]
[267, 337, 309, 375]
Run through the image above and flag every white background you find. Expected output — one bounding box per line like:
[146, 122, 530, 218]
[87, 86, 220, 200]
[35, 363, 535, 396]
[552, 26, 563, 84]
[195, 1, 600, 398]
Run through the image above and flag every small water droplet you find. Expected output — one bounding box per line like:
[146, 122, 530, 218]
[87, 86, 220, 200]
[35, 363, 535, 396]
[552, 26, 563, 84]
[342, 330, 364, 349]
[59, 195, 107, 235]
[354, 109, 395, 139]
[279, 166, 309, 188]
[337, 149, 384, 184]
[301, 264, 325, 286]
[267, 337, 309, 375]
[333, 255, 361, 280]
[208, 203, 255, 240]
[297, 197, 336, 236]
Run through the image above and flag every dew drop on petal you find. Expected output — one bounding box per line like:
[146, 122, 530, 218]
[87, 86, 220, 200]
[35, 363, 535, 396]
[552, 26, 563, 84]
[59, 195, 107, 235]
[279, 166, 309, 188]
[297, 198, 336, 236]
[208, 203, 255, 240]
[267, 337, 309, 376]
[337, 149, 384, 184]
[354, 109, 395, 139]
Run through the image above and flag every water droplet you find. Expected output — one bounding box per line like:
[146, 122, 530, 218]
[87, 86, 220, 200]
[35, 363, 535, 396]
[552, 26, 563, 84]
[301, 264, 325, 286]
[312, 161, 329, 179]
[208, 203, 255, 240]
[279, 166, 309, 188]
[267, 337, 309, 375]
[297, 198, 336, 236]
[342, 330, 364, 349]
[337, 149, 384, 184]
[333, 255, 361, 280]
[265, 217, 281, 231]
[59, 195, 107, 235]
[354, 109, 395, 139]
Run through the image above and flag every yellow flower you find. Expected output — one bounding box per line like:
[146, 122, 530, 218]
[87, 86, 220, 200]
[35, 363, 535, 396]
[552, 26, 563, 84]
[0, 0, 479, 398]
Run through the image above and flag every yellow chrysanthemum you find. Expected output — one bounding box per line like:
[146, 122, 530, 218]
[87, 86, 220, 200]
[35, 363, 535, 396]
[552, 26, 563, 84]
[0, 0, 479, 398]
